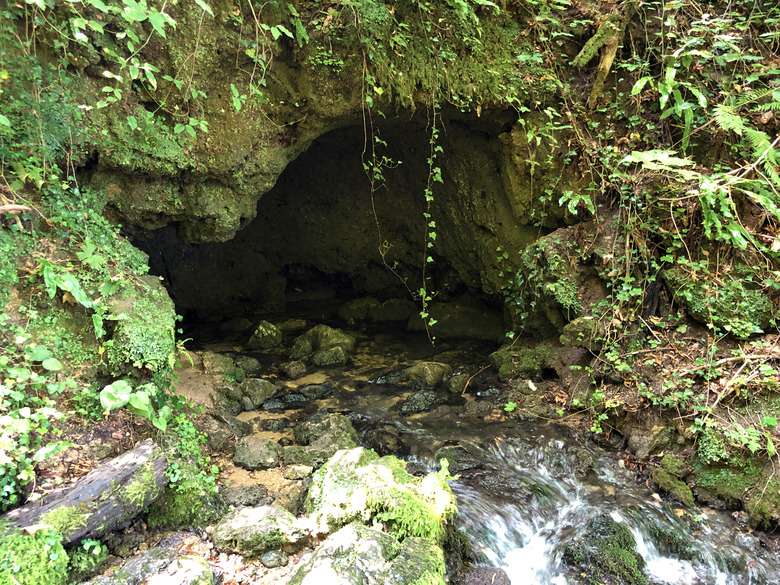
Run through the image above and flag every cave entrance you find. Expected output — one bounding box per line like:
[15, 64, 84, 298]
[134, 114, 524, 343]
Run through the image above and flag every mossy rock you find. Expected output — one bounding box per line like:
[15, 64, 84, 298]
[693, 461, 762, 509]
[0, 526, 68, 585]
[562, 516, 647, 585]
[246, 320, 282, 350]
[212, 504, 308, 558]
[283, 412, 359, 468]
[660, 453, 689, 478]
[106, 278, 176, 378]
[146, 463, 224, 530]
[305, 447, 456, 545]
[650, 468, 695, 508]
[289, 325, 356, 360]
[663, 266, 773, 337]
[83, 547, 214, 585]
[490, 343, 551, 381]
[288, 523, 445, 585]
[745, 475, 780, 530]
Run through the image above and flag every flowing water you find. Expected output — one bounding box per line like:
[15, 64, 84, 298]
[192, 314, 780, 585]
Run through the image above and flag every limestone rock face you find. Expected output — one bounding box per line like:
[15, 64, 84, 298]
[212, 504, 308, 558]
[287, 524, 445, 585]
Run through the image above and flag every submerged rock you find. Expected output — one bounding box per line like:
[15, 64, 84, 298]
[235, 355, 262, 375]
[383, 361, 452, 389]
[234, 435, 282, 470]
[246, 320, 283, 349]
[279, 360, 307, 379]
[212, 504, 309, 557]
[287, 523, 445, 585]
[400, 390, 445, 415]
[85, 548, 213, 585]
[310, 345, 348, 366]
[305, 447, 456, 544]
[459, 567, 511, 585]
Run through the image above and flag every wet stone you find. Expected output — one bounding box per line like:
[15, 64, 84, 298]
[460, 567, 511, 585]
[241, 378, 279, 410]
[280, 360, 307, 379]
[363, 424, 404, 456]
[263, 398, 287, 410]
[202, 352, 236, 376]
[447, 372, 470, 394]
[283, 464, 313, 480]
[211, 412, 251, 437]
[435, 445, 481, 474]
[235, 355, 262, 375]
[298, 382, 332, 400]
[217, 384, 243, 402]
[311, 346, 348, 366]
[246, 320, 282, 350]
[260, 550, 288, 568]
[400, 390, 445, 415]
[276, 481, 309, 515]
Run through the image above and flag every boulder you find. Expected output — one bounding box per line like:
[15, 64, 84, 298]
[84, 548, 213, 585]
[234, 436, 282, 470]
[311, 346, 348, 366]
[246, 320, 283, 349]
[283, 413, 358, 468]
[280, 360, 307, 378]
[235, 355, 262, 375]
[287, 524, 445, 585]
[290, 325, 356, 360]
[382, 362, 452, 389]
[241, 378, 279, 410]
[202, 352, 235, 376]
[490, 343, 551, 381]
[212, 504, 308, 557]
[305, 448, 456, 544]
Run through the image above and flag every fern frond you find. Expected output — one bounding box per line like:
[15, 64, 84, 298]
[714, 104, 747, 135]
[745, 128, 772, 156]
[755, 101, 780, 112]
[734, 87, 776, 107]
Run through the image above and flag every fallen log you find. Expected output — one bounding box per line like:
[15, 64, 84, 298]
[2, 438, 166, 545]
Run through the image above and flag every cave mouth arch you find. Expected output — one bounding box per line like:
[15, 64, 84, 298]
[133, 112, 534, 341]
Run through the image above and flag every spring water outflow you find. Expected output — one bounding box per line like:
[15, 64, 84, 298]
[443, 434, 779, 585]
[393, 417, 779, 585]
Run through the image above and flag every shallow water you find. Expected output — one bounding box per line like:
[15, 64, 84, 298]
[194, 313, 780, 585]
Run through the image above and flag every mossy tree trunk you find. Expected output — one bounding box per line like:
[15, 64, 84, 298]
[1, 439, 166, 545]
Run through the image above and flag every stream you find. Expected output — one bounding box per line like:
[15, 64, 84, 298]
[190, 309, 780, 585]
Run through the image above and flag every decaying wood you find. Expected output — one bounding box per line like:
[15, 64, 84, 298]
[2, 438, 166, 545]
[0, 204, 34, 215]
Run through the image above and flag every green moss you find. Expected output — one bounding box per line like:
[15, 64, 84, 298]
[106, 281, 177, 377]
[490, 344, 551, 381]
[745, 476, 780, 529]
[650, 468, 695, 508]
[40, 505, 88, 536]
[660, 454, 688, 478]
[147, 463, 223, 529]
[694, 463, 762, 508]
[121, 461, 159, 509]
[306, 448, 456, 545]
[0, 524, 68, 585]
[563, 516, 648, 585]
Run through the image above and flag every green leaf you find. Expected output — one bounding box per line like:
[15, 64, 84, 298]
[293, 18, 309, 47]
[276, 24, 294, 39]
[174, 123, 185, 134]
[762, 416, 778, 430]
[100, 380, 133, 413]
[28, 346, 53, 362]
[194, 0, 214, 16]
[33, 442, 73, 463]
[42, 357, 63, 372]
[86, 0, 110, 11]
[148, 11, 167, 38]
[127, 390, 154, 419]
[185, 125, 196, 137]
[0, 114, 10, 127]
[122, 0, 148, 22]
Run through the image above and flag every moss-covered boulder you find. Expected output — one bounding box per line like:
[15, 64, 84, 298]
[650, 468, 694, 508]
[246, 320, 282, 350]
[201, 352, 235, 376]
[212, 504, 308, 558]
[490, 343, 551, 381]
[146, 462, 224, 530]
[563, 516, 647, 585]
[287, 523, 445, 585]
[241, 378, 279, 410]
[290, 325, 356, 361]
[305, 448, 456, 544]
[283, 413, 359, 468]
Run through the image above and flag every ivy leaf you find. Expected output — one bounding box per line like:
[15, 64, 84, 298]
[42, 357, 63, 372]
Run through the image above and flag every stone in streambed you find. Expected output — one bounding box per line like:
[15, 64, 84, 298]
[212, 504, 308, 557]
[234, 435, 282, 470]
[246, 320, 282, 349]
